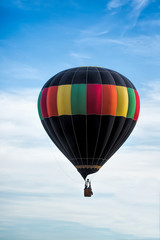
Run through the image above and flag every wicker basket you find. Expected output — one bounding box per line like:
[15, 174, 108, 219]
[84, 188, 93, 197]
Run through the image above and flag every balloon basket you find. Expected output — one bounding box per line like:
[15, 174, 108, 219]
[84, 179, 93, 197]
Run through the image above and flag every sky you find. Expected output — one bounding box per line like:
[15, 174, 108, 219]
[0, 0, 160, 239]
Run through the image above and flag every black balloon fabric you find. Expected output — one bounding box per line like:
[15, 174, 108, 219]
[38, 67, 140, 179]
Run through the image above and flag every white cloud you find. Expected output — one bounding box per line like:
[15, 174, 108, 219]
[107, 0, 129, 10]
[131, 80, 160, 146]
[80, 29, 109, 37]
[0, 145, 159, 239]
[139, 19, 160, 27]
[0, 89, 45, 147]
[133, 0, 150, 11]
[70, 52, 91, 59]
[131, 0, 152, 25]
[0, 86, 160, 239]
[107, 0, 152, 25]
[0, 59, 43, 81]
[0, 0, 51, 10]
[107, 0, 150, 12]
[77, 34, 160, 60]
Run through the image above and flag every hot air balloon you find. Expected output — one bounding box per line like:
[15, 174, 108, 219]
[38, 67, 140, 197]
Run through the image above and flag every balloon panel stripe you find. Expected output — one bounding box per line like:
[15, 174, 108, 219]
[40, 88, 48, 118]
[47, 86, 58, 116]
[127, 88, 136, 118]
[70, 68, 84, 165]
[71, 84, 86, 114]
[134, 90, 140, 120]
[57, 85, 71, 115]
[101, 85, 117, 115]
[40, 84, 140, 120]
[116, 86, 128, 117]
[87, 84, 102, 114]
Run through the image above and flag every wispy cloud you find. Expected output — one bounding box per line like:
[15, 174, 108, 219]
[131, 0, 151, 25]
[132, 0, 150, 11]
[0, 60, 43, 81]
[139, 19, 160, 27]
[107, 0, 152, 25]
[107, 0, 150, 12]
[77, 34, 160, 60]
[80, 29, 109, 37]
[0, 0, 80, 11]
[70, 52, 91, 59]
[107, 0, 129, 10]
[0, 0, 53, 10]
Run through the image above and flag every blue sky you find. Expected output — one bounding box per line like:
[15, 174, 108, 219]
[0, 0, 160, 239]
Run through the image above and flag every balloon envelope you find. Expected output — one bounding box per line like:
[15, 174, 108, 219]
[38, 67, 140, 179]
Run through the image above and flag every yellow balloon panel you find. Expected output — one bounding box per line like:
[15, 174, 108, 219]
[57, 85, 71, 116]
[116, 86, 128, 117]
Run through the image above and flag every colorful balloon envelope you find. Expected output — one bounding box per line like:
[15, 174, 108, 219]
[38, 67, 140, 180]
